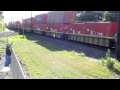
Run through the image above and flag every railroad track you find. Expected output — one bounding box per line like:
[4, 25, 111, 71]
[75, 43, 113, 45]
[25, 32, 116, 59]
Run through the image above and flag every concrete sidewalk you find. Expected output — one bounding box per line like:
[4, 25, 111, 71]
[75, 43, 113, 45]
[0, 55, 13, 79]
[0, 30, 15, 79]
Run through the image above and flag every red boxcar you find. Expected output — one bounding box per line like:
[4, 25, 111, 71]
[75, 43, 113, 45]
[62, 24, 70, 33]
[16, 21, 21, 29]
[42, 24, 48, 30]
[22, 19, 27, 29]
[26, 18, 31, 30]
[55, 24, 63, 32]
[35, 23, 42, 30]
[47, 11, 64, 24]
[35, 14, 47, 24]
[87, 22, 118, 37]
[24, 17, 35, 30]
[70, 23, 85, 34]
[69, 22, 118, 37]
[48, 24, 71, 33]
[51, 24, 62, 32]
[85, 22, 96, 36]
[46, 24, 51, 31]
[63, 11, 76, 24]
[46, 24, 54, 31]
[47, 11, 75, 24]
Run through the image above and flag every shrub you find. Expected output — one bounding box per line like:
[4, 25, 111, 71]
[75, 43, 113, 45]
[105, 49, 115, 69]
[79, 52, 86, 57]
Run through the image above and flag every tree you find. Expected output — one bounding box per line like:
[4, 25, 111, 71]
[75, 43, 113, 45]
[0, 21, 6, 36]
[76, 11, 104, 22]
[0, 11, 3, 14]
[0, 11, 6, 36]
[0, 11, 4, 21]
[102, 11, 118, 22]
[78, 12, 97, 21]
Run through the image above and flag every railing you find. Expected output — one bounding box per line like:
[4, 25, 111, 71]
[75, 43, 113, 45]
[10, 48, 28, 79]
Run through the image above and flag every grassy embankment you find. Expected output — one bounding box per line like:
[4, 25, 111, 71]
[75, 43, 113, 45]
[0, 35, 120, 79]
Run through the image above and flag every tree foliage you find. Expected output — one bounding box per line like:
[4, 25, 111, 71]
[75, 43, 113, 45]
[76, 11, 119, 22]
[0, 21, 5, 32]
[0, 11, 3, 14]
[102, 11, 118, 22]
[0, 11, 4, 21]
[76, 11, 104, 22]
[0, 11, 6, 32]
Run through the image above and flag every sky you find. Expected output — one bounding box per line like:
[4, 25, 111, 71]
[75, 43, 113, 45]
[3, 11, 50, 24]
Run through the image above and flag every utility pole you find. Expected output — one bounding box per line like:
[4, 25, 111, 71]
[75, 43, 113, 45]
[116, 11, 120, 61]
[22, 17, 24, 37]
[11, 17, 12, 29]
[31, 11, 32, 32]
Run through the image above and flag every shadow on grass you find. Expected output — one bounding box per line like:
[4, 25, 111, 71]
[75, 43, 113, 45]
[25, 33, 63, 51]
[24, 32, 115, 59]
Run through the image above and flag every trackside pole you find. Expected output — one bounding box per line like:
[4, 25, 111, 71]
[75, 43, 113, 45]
[116, 11, 120, 61]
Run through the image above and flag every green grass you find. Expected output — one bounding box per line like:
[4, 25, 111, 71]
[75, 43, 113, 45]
[0, 35, 119, 79]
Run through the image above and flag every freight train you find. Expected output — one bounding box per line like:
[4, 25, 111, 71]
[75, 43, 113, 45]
[7, 11, 118, 48]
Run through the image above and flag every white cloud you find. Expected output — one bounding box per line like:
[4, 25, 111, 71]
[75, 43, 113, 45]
[3, 11, 50, 24]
